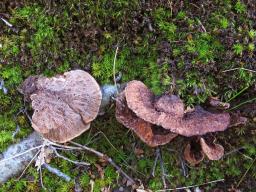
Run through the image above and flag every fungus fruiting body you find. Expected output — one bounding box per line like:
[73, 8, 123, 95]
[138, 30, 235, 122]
[116, 92, 177, 147]
[21, 70, 102, 143]
[116, 80, 232, 165]
[125, 80, 230, 137]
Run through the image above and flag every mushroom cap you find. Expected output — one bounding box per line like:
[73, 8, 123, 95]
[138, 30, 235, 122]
[125, 80, 230, 137]
[30, 70, 102, 143]
[36, 70, 102, 124]
[31, 92, 91, 143]
[200, 137, 224, 160]
[116, 91, 177, 147]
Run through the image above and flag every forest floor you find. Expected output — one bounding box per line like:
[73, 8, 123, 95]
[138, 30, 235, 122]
[0, 0, 255, 191]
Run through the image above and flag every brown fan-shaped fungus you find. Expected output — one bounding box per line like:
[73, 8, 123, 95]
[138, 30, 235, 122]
[120, 80, 232, 165]
[125, 81, 230, 137]
[116, 92, 177, 147]
[183, 136, 224, 165]
[21, 70, 102, 143]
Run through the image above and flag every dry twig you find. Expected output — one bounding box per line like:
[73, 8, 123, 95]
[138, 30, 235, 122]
[69, 141, 136, 185]
[42, 163, 71, 182]
[156, 178, 225, 192]
[113, 46, 119, 94]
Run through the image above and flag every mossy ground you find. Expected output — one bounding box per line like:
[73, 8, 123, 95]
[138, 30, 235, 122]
[0, 0, 255, 191]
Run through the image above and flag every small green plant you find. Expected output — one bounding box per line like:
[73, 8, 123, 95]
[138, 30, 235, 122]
[233, 43, 244, 55]
[219, 17, 229, 29]
[235, 0, 246, 14]
[0, 66, 23, 86]
[153, 8, 177, 40]
[248, 29, 256, 39]
[158, 22, 177, 40]
[92, 48, 130, 84]
[248, 43, 255, 52]
[235, 126, 246, 135]
[185, 33, 222, 63]
[148, 178, 163, 190]
[176, 11, 186, 20]
[80, 173, 91, 188]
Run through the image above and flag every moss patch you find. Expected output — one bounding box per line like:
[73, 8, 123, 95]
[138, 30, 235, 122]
[0, 0, 256, 191]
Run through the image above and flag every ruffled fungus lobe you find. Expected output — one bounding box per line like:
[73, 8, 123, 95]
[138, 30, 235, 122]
[116, 92, 177, 147]
[200, 137, 224, 160]
[21, 70, 102, 143]
[125, 80, 230, 137]
[183, 141, 204, 166]
[183, 137, 224, 165]
[209, 97, 230, 110]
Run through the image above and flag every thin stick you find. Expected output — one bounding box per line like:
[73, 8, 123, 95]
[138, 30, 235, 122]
[90, 180, 94, 192]
[227, 97, 256, 111]
[17, 149, 41, 180]
[197, 19, 207, 33]
[151, 149, 160, 177]
[179, 154, 188, 177]
[156, 178, 225, 192]
[0, 17, 13, 27]
[226, 86, 249, 103]
[39, 164, 46, 190]
[113, 46, 119, 94]
[222, 67, 256, 73]
[159, 148, 167, 189]
[236, 157, 256, 188]
[45, 140, 84, 150]
[43, 163, 71, 182]
[224, 147, 245, 157]
[52, 147, 90, 166]
[69, 141, 136, 185]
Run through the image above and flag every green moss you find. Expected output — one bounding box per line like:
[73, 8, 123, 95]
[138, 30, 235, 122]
[176, 71, 217, 105]
[1, 0, 256, 191]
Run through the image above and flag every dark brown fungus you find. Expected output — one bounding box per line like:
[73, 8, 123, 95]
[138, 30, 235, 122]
[123, 80, 231, 165]
[184, 141, 205, 166]
[125, 80, 230, 137]
[22, 70, 102, 143]
[116, 92, 177, 147]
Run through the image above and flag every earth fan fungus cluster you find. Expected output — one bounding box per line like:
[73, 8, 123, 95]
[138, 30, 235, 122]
[115, 80, 231, 165]
[21, 73, 232, 166]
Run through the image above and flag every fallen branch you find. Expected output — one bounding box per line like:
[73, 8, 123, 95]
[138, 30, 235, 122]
[0, 132, 43, 183]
